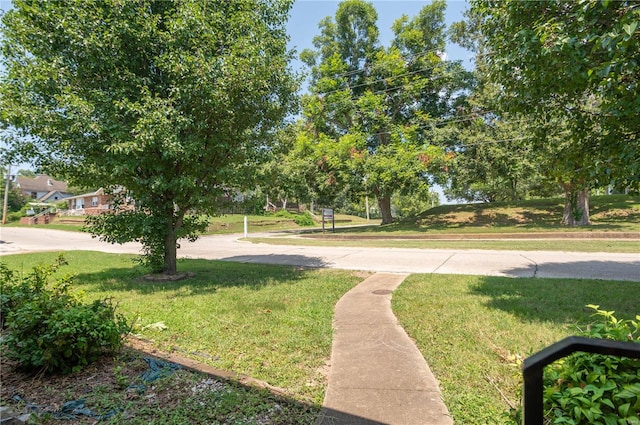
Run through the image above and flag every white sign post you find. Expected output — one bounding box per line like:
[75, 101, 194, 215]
[322, 208, 335, 233]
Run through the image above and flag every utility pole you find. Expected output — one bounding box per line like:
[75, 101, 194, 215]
[2, 164, 12, 225]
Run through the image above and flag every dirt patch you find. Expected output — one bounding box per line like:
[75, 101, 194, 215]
[1, 337, 305, 424]
[1, 345, 149, 424]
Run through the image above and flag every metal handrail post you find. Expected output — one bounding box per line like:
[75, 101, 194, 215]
[522, 336, 640, 425]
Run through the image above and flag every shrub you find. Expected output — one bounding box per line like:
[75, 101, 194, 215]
[542, 305, 640, 425]
[0, 255, 130, 374]
[273, 210, 294, 218]
[270, 210, 316, 226]
[293, 211, 316, 226]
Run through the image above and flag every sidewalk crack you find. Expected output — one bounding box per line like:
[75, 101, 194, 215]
[432, 253, 456, 274]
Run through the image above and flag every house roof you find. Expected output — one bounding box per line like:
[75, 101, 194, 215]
[16, 175, 68, 193]
[64, 188, 105, 201]
[39, 190, 70, 202]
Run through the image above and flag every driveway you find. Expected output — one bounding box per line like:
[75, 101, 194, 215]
[1, 227, 638, 281]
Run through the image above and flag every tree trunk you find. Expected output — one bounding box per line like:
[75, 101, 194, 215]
[378, 196, 393, 225]
[562, 185, 590, 226]
[163, 224, 178, 274]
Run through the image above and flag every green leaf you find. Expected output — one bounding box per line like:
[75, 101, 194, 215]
[615, 389, 639, 400]
[623, 22, 637, 37]
[617, 403, 630, 417]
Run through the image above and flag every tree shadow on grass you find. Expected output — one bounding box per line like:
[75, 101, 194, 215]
[469, 275, 640, 325]
[74, 256, 329, 296]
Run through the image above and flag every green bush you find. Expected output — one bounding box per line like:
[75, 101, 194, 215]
[270, 210, 316, 226]
[0, 255, 130, 374]
[293, 211, 316, 226]
[542, 305, 640, 425]
[273, 210, 294, 218]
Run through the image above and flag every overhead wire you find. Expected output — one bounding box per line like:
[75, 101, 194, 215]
[366, 116, 540, 140]
[309, 45, 452, 81]
[313, 60, 466, 97]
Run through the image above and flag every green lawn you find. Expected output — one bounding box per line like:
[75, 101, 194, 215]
[392, 274, 640, 424]
[2, 251, 638, 424]
[205, 213, 369, 234]
[0, 251, 362, 404]
[6, 212, 370, 234]
[245, 194, 640, 252]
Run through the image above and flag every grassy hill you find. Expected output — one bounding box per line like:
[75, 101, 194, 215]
[252, 195, 639, 252]
[411, 194, 639, 233]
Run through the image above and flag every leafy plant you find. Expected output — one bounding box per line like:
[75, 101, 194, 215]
[1, 255, 130, 374]
[271, 210, 316, 226]
[293, 211, 316, 227]
[542, 305, 640, 425]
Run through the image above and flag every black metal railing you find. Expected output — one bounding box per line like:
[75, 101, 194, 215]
[522, 336, 640, 425]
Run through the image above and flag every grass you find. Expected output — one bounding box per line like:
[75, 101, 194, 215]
[6, 212, 370, 234]
[205, 212, 369, 234]
[300, 194, 640, 235]
[245, 194, 640, 252]
[0, 251, 363, 405]
[411, 194, 640, 232]
[392, 274, 640, 424]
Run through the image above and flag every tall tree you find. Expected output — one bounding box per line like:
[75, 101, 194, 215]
[445, 16, 555, 203]
[0, 0, 298, 274]
[299, 0, 468, 224]
[470, 0, 640, 225]
[256, 122, 313, 211]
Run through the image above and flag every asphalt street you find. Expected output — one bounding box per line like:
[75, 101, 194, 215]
[1, 227, 638, 281]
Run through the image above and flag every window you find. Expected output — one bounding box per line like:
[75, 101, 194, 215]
[92, 196, 98, 207]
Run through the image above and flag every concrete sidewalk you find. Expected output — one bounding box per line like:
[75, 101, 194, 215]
[317, 273, 453, 425]
[3, 228, 639, 281]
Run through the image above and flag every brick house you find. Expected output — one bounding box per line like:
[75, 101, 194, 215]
[65, 188, 113, 215]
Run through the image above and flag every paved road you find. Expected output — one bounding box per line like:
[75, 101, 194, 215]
[1, 227, 639, 281]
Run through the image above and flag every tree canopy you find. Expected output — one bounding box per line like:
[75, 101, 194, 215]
[0, 0, 298, 273]
[469, 0, 639, 224]
[298, 0, 470, 224]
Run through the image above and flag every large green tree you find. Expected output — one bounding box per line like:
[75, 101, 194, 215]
[444, 16, 556, 203]
[471, 0, 640, 225]
[299, 0, 469, 224]
[0, 0, 298, 273]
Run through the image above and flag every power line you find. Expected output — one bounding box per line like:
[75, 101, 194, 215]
[313, 60, 465, 97]
[367, 116, 538, 139]
[309, 45, 452, 81]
